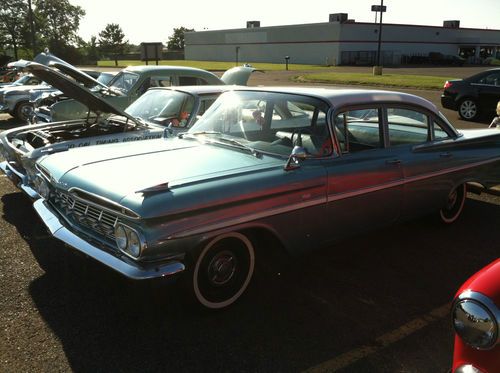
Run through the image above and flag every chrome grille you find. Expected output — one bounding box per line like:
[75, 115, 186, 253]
[53, 190, 119, 240]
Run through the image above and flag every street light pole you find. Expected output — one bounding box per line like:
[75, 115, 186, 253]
[376, 0, 384, 67]
[28, 0, 36, 56]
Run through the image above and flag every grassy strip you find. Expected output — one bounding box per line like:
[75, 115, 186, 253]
[97, 59, 331, 71]
[295, 72, 457, 90]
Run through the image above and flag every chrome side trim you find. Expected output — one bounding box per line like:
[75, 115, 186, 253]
[171, 156, 500, 239]
[327, 156, 500, 203]
[170, 196, 327, 239]
[33, 199, 185, 280]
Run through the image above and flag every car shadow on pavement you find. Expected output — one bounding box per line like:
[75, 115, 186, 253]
[0, 116, 24, 130]
[2, 190, 498, 372]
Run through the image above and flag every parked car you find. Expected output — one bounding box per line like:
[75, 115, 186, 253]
[28, 87, 500, 309]
[0, 73, 41, 88]
[27, 56, 256, 123]
[29, 71, 117, 118]
[0, 62, 230, 198]
[0, 79, 54, 121]
[451, 259, 499, 373]
[0, 54, 102, 122]
[441, 68, 500, 121]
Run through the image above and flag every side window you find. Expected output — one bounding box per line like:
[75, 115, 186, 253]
[433, 120, 451, 140]
[478, 72, 500, 86]
[333, 108, 382, 153]
[387, 107, 429, 146]
[198, 98, 217, 116]
[179, 76, 209, 86]
[191, 97, 217, 125]
[270, 100, 331, 157]
[151, 76, 173, 87]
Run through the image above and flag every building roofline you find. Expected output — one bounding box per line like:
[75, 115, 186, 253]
[186, 21, 500, 35]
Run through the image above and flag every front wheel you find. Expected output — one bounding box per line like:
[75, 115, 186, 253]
[189, 232, 255, 309]
[439, 184, 466, 224]
[14, 101, 34, 122]
[458, 99, 479, 121]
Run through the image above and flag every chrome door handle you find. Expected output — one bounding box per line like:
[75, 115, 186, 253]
[386, 159, 401, 165]
[440, 152, 452, 158]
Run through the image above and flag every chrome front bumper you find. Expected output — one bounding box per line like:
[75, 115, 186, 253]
[33, 199, 186, 280]
[0, 160, 40, 199]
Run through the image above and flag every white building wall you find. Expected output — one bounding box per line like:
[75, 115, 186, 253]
[185, 21, 500, 65]
[186, 23, 341, 65]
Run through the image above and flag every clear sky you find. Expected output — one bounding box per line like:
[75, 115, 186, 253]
[71, 0, 500, 45]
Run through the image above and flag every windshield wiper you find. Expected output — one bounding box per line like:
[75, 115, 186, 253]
[213, 137, 262, 157]
[179, 132, 261, 157]
[179, 131, 222, 139]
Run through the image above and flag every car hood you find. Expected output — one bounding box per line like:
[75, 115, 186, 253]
[39, 138, 283, 215]
[9, 52, 104, 88]
[25, 62, 139, 124]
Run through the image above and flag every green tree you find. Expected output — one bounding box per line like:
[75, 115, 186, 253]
[98, 23, 127, 67]
[0, 0, 29, 60]
[167, 27, 193, 50]
[34, 0, 85, 60]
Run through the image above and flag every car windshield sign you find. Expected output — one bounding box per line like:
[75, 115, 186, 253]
[188, 91, 332, 157]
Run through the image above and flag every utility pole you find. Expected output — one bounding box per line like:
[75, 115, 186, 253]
[376, 0, 384, 67]
[371, 1, 386, 75]
[28, 0, 36, 56]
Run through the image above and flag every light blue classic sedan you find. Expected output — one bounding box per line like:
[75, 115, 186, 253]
[30, 87, 500, 309]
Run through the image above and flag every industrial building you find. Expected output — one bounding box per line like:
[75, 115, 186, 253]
[185, 14, 500, 66]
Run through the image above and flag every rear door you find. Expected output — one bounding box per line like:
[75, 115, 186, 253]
[384, 105, 458, 219]
[472, 71, 500, 113]
[323, 106, 404, 244]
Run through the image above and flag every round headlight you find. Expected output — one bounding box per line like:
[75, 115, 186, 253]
[453, 299, 498, 350]
[115, 225, 127, 250]
[36, 176, 51, 199]
[126, 230, 141, 258]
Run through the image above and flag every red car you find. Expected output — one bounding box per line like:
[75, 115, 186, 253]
[452, 259, 500, 373]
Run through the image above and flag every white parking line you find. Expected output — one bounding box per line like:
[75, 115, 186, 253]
[304, 303, 451, 373]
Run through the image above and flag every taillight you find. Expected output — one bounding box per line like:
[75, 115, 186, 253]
[444, 81, 452, 89]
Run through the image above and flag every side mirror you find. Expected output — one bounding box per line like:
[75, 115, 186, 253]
[284, 146, 307, 171]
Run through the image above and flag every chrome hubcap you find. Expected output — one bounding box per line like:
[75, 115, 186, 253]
[207, 250, 237, 286]
[446, 189, 458, 209]
[460, 101, 477, 119]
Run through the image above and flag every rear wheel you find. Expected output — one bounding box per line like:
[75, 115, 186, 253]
[458, 99, 479, 121]
[189, 232, 255, 309]
[439, 184, 466, 223]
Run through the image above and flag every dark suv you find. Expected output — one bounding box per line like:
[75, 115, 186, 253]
[441, 68, 500, 121]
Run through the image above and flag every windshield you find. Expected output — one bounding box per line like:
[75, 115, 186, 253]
[14, 75, 32, 85]
[125, 89, 195, 127]
[97, 72, 115, 86]
[188, 91, 332, 157]
[107, 71, 139, 93]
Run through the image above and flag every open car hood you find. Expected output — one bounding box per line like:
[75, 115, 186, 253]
[8, 52, 106, 89]
[24, 62, 140, 124]
[48, 62, 107, 89]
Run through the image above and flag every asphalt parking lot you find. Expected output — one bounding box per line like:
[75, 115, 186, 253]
[0, 69, 499, 372]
